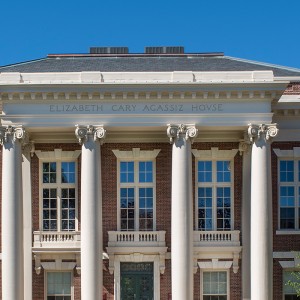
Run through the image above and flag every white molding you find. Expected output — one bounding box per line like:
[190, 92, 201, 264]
[0, 71, 277, 84]
[273, 252, 296, 259]
[276, 230, 300, 235]
[273, 147, 300, 158]
[192, 147, 238, 159]
[198, 259, 233, 269]
[41, 261, 76, 270]
[112, 148, 160, 159]
[279, 261, 296, 269]
[35, 149, 81, 160]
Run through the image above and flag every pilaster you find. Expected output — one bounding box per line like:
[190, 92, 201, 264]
[239, 140, 251, 300]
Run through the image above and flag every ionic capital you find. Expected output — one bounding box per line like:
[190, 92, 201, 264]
[0, 125, 28, 145]
[167, 124, 198, 144]
[247, 123, 278, 143]
[75, 125, 106, 145]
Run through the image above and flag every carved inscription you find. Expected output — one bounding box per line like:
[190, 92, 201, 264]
[48, 103, 224, 114]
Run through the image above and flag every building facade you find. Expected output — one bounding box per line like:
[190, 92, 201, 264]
[0, 47, 300, 300]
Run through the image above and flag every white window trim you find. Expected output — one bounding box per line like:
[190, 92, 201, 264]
[112, 254, 161, 300]
[274, 148, 300, 232]
[36, 149, 81, 232]
[113, 148, 160, 231]
[44, 270, 74, 300]
[199, 268, 230, 300]
[192, 148, 238, 231]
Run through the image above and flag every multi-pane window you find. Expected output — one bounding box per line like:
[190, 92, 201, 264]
[42, 161, 77, 231]
[283, 271, 299, 300]
[119, 161, 155, 231]
[47, 272, 72, 300]
[202, 271, 228, 300]
[197, 160, 232, 231]
[279, 160, 300, 230]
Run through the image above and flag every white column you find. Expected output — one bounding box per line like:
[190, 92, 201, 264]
[248, 124, 278, 300]
[22, 143, 33, 300]
[239, 141, 251, 300]
[167, 124, 198, 300]
[75, 125, 106, 300]
[0, 126, 26, 300]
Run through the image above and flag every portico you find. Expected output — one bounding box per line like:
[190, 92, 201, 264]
[0, 60, 293, 300]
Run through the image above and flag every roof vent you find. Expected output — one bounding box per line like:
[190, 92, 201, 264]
[145, 46, 184, 54]
[90, 47, 129, 54]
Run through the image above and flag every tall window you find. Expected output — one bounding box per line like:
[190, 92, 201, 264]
[202, 271, 228, 300]
[41, 161, 77, 231]
[196, 160, 233, 231]
[47, 272, 72, 300]
[279, 159, 300, 230]
[283, 271, 299, 300]
[119, 161, 155, 231]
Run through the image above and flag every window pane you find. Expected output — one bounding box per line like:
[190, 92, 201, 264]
[61, 162, 75, 183]
[120, 162, 134, 183]
[139, 188, 153, 231]
[139, 161, 153, 183]
[198, 161, 212, 182]
[43, 162, 57, 183]
[203, 271, 227, 296]
[283, 271, 300, 294]
[217, 161, 231, 183]
[43, 188, 57, 231]
[198, 187, 213, 230]
[120, 188, 135, 231]
[280, 160, 294, 182]
[47, 272, 71, 296]
[217, 187, 231, 230]
[61, 188, 76, 231]
[280, 186, 295, 229]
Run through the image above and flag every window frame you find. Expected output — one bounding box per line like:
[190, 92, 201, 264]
[200, 269, 230, 300]
[44, 271, 73, 300]
[37, 150, 79, 232]
[193, 148, 237, 232]
[274, 148, 300, 233]
[113, 148, 160, 232]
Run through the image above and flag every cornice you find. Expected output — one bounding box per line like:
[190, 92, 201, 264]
[0, 90, 284, 102]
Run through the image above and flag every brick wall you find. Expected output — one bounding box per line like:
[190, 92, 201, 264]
[1, 140, 282, 299]
[272, 142, 300, 251]
[283, 82, 300, 95]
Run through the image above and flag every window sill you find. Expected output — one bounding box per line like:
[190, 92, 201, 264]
[276, 230, 300, 235]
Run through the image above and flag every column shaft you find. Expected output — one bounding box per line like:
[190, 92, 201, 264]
[249, 124, 277, 300]
[1, 130, 24, 300]
[76, 126, 105, 300]
[168, 125, 197, 300]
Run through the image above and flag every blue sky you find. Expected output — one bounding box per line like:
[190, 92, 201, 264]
[1, 0, 300, 69]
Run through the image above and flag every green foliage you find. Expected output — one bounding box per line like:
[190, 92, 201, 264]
[287, 271, 300, 297]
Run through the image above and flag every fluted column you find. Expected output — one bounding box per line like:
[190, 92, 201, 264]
[0, 126, 27, 300]
[248, 124, 278, 300]
[167, 124, 198, 300]
[75, 125, 106, 300]
[239, 141, 251, 300]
